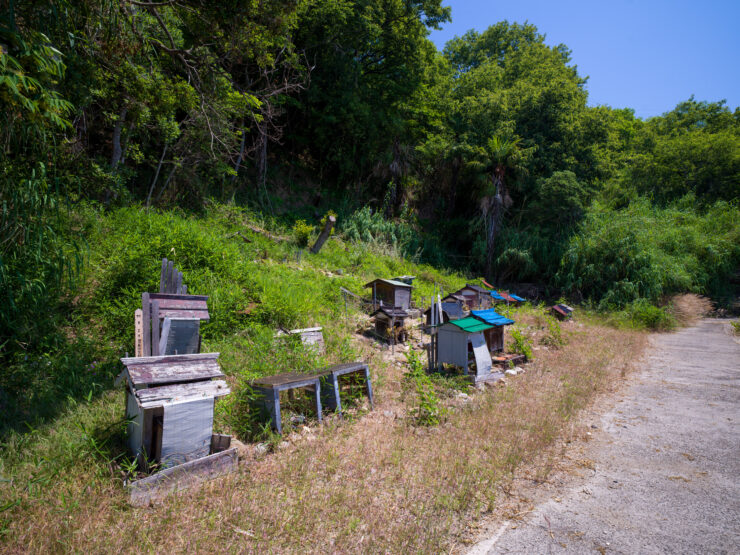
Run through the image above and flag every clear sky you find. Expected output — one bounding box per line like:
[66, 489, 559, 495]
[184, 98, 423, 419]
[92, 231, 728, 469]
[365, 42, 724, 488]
[428, 0, 740, 119]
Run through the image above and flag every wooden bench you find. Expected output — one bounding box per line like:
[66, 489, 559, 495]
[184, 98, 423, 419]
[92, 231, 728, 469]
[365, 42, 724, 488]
[317, 362, 373, 415]
[252, 373, 323, 434]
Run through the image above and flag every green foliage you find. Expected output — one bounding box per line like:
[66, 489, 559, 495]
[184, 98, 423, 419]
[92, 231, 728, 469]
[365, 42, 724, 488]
[558, 198, 740, 308]
[342, 207, 416, 255]
[292, 219, 314, 248]
[508, 328, 533, 361]
[0, 166, 83, 353]
[405, 349, 445, 427]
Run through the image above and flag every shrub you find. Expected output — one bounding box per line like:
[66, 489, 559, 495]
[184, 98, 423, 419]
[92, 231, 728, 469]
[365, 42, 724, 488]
[405, 350, 445, 426]
[540, 315, 566, 348]
[292, 219, 314, 248]
[558, 197, 740, 309]
[508, 328, 534, 361]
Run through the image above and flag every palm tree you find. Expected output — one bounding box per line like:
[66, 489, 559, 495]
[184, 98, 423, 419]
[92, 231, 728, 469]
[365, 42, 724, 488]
[480, 135, 526, 280]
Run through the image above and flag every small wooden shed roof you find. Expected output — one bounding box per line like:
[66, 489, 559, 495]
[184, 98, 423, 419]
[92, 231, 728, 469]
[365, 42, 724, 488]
[370, 306, 409, 319]
[424, 302, 465, 320]
[465, 283, 490, 295]
[364, 278, 412, 289]
[448, 317, 495, 334]
[120, 352, 223, 388]
[471, 309, 515, 327]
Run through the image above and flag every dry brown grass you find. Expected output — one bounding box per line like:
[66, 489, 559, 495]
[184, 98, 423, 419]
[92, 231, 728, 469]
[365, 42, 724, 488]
[668, 294, 714, 326]
[0, 316, 646, 554]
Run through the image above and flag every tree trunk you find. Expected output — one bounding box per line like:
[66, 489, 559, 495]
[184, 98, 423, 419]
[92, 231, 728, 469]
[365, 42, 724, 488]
[146, 144, 168, 208]
[310, 214, 336, 254]
[484, 168, 505, 281]
[110, 107, 127, 169]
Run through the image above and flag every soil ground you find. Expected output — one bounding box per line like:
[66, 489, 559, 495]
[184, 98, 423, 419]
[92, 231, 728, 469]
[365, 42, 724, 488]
[467, 319, 740, 554]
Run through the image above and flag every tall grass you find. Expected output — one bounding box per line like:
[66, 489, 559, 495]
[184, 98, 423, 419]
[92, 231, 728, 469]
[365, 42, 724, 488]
[558, 197, 740, 309]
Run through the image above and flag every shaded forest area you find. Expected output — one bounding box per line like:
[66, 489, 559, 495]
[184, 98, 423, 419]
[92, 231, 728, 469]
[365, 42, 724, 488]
[1, 0, 739, 359]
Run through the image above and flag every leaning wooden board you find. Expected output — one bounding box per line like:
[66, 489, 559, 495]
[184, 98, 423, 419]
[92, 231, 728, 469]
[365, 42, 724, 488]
[128, 447, 238, 506]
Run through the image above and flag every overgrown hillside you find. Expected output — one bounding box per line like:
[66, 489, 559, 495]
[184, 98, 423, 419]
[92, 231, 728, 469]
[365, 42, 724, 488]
[0, 203, 650, 552]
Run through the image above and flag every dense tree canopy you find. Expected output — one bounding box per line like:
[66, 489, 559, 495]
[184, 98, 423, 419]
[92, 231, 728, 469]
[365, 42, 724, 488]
[1, 1, 738, 353]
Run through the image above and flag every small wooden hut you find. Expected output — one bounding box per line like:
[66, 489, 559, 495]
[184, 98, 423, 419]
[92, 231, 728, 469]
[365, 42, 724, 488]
[454, 284, 492, 310]
[365, 278, 412, 311]
[424, 302, 465, 326]
[436, 317, 500, 383]
[490, 290, 524, 307]
[470, 309, 514, 354]
[550, 304, 574, 320]
[275, 327, 326, 355]
[370, 306, 409, 343]
[119, 353, 231, 468]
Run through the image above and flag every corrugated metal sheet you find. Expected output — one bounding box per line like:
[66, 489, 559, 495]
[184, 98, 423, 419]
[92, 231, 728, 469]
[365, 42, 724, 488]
[471, 309, 514, 326]
[450, 317, 495, 333]
[437, 325, 470, 370]
[509, 294, 525, 302]
[490, 291, 506, 301]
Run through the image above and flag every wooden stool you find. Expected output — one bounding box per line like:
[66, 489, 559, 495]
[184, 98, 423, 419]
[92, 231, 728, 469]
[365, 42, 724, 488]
[318, 362, 373, 415]
[252, 373, 323, 434]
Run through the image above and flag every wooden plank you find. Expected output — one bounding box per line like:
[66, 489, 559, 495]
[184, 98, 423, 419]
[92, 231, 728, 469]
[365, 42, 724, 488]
[175, 271, 183, 295]
[134, 309, 144, 357]
[159, 258, 168, 293]
[128, 447, 238, 507]
[252, 372, 320, 389]
[136, 380, 230, 408]
[151, 300, 160, 356]
[210, 433, 232, 453]
[142, 293, 151, 357]
[125, 362, 224, 386]
[121, 352, 220, 366]
[182, 284, 187, 295]
[166, 260, 174, 293]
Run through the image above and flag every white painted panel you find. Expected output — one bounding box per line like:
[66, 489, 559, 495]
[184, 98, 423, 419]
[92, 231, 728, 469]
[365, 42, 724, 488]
[161, 397, 213, 468]
[471, 333, 492, 376]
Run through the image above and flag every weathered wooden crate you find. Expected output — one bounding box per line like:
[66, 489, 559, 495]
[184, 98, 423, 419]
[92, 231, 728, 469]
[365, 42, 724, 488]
[119, 353, 229, 466]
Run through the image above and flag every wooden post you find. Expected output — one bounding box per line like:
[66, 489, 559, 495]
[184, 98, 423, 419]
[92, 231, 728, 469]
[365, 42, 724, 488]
[134, 309, 144, 357]
[159, 258, 168, 293]
[151, 300, 160, 356]
[142, 293, 151, 356]
[310, 214, 336, 254]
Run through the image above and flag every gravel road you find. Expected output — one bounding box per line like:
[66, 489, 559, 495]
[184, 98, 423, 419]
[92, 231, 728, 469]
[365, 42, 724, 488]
[469, 319, 740, 555]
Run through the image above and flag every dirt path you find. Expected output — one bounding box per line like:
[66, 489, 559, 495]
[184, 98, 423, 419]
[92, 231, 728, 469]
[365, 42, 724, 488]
[469, 319, 740, 554]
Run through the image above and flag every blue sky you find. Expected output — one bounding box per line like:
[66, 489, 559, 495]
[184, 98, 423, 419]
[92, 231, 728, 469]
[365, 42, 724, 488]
[428, 0, 740, 119]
